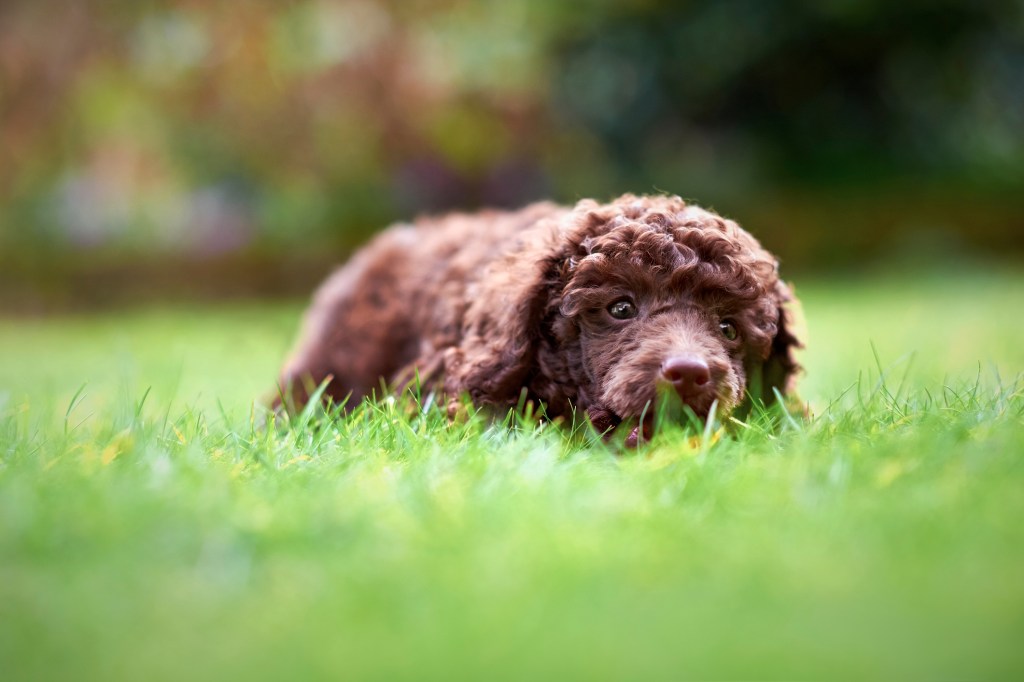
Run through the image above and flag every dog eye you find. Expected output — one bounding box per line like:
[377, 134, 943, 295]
[719, 320, 738, 340]
[607, 299, 637, 320]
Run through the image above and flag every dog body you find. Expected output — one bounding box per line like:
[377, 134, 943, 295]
[278, 194, 801, 441]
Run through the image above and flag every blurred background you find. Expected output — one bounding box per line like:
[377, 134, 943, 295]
[1, 0, 1022, 310]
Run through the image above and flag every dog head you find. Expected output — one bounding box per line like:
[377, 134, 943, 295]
[447, 195, 802, 441]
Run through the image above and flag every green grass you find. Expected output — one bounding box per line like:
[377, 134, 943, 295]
[1, 268, 1023, 680]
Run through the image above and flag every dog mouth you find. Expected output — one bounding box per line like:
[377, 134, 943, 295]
[623, 417, 654, 449]
[591, 384, 718, 448]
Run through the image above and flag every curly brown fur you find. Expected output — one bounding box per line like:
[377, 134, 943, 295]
[276, 194, 802, 442]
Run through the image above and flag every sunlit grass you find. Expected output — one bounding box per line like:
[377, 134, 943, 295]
[1, 268, 1023, 679]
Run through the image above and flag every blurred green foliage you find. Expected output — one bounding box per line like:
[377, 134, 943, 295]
[1, 0, 1022, 304]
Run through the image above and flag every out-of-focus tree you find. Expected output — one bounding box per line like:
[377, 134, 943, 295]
[1, 0, 1021, 302]
[551, 0, 1024, 189]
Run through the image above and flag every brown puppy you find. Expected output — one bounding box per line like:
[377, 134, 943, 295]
[277, 194, 801, 444]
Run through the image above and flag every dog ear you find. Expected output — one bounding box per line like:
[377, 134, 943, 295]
[444, 229, 566, 408]
[757, 279, 804, 405]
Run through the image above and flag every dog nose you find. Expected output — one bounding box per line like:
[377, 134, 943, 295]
[661, 356, 711, 393]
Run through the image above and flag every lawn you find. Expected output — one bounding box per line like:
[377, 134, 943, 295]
[1, 267, 1023, 680]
